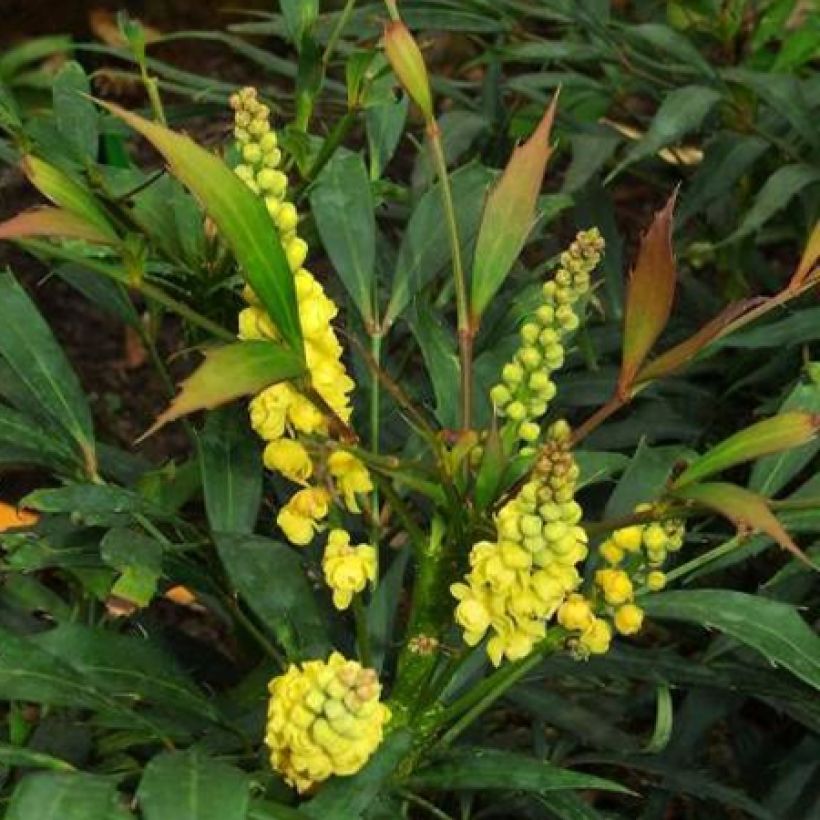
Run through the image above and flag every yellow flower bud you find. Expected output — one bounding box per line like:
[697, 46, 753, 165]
[643, 523, 667, 551]
[612, 525, 643, 553]
[614, 603, 644, 635]
[276, 486, 330, 546]
[595, 568, 633, 605]
[646, 570, 667, 591]
[557, 593, 594, 631]
[600, 539, 624, 565]
[578, 617, 612, 655]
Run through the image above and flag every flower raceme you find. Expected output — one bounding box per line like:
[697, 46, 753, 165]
[230, 87, 373, 553]
[265, 652, 390, 792]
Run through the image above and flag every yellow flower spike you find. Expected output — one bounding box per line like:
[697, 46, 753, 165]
[265, 652, 390, 792]
[322, 529, 377, 610]
[327, 451, 373, 513]
[263, 439, 313, 484]
[277, 487, 331, 546]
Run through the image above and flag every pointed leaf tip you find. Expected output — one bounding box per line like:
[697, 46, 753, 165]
[619, 190, 679, 394]
[471, 93, 559, 319]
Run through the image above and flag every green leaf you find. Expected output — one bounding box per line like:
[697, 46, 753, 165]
[32, 623, 218, 718]
[53, 62, 98, 161]
[722, 69, 820, 152]
[100, 527, 163, 607]
[385, 163, 493, 328]
[605, 441, 684, 517]
[406, 748, 632, 795]
[0, 404, 78, 472]
[199, 405, 263, 534]
[0, 270, 96, 474]
[471, 95, 557, 318]
[642, 590, 820, 692]
[22, 484, 174, 523]
[301, 730, 414, 819]
[144, 341, 304, 438]
[0, 207, 116, 244]
[724, 164, 820, 244]
[0, 742, 75, 772]
[627, 23, 716, 76]
[618, 192, 678, 392]
[21, 156, 117, 241]
[751, 371, 820, 495]
[0, 35, 72, 80]
[280, 0, 319, 47]
[99, 101, 303, 353]
[310, 151, 376, 325]
[674, 412, 819, 488]
[6, 772, 126, 820]
[366, 94, 409, 180]
[137, 750, 249, 820]
[56, 264, 141, 328]
[608, 86, 721, 179]
[215, 533, 330, 659]
[561, 130, 621, 194]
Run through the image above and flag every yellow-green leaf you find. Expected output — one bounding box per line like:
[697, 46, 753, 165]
[142, 341, 304, 439]
[673, 412, 820, 488]
[470, 94, 558, 319]
[672, 482, 809, 564]
[21, 156, 118, 242]
[618, 191, 678, 394]
[383, 20, 433, 121]
[790, 219, 820, 289]
[98, 100, 304, 354]
[0, 207, 116, 245]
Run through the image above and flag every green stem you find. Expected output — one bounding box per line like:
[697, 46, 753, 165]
[322, 0, 357, 69]
[295, 109, 358, 200]
[370, 332, 383, 568]
[662, 535, 741, 585]
[21, 240, 235, 342]
[395, 789, 455, 820]
[427, 123, 473, 431]
[353, 595, 373, 668]
[435, 631, 564, 748]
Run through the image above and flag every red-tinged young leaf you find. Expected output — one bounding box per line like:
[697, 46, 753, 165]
[383, 21, 433, 121]
[673, 412, 820, 488]
[97, 100, 304, 355]
[618, 191, 678, 394]
[141, 341, 304, 440]
[672, 482, 811, 565]
[789, 219, 820, 289]
[0, 207, 117, 245]
[636, 299, 758, 384]
[21, 156, 117, 241]
[471, 94, 558, 319]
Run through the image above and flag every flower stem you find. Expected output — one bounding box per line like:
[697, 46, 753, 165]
[353, 595, 373, 668]
[427, 122, 473, 432]
[369, 331, 383, 576]
[322, 0, 357, 69]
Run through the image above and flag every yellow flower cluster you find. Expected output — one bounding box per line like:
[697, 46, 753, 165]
[322, 529, 377, 610]
[452, 420, 606, 666]
[587, 506, 685, 644]
[490, 229, 604, 443]
[265, 652, 390, 793]
[230, 87, 373, 547]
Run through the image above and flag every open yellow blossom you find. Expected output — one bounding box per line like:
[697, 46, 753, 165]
[265, 651, 390, 792]
[263, 439, 313, 484]
[322, 529, 377, 610]
[327, 451, 373, 513]
[276, 487, 331, 546]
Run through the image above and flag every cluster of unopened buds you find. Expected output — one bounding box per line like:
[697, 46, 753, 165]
[490, 228, 604, 444]
[265, 652, 391, 792]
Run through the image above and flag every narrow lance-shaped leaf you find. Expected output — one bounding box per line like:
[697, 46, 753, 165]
[310, 151, 376, 326]
[618, 191, 678, 394]
[383, 20, 433, 121]
[142, 341, 304, 439]
[671, 481, 809, 564]
[98, 100, 304, 354]
[673, 412, 820, 488]
[0, 207, 116, 245]
[0, 271, 96, 475]
[21, 156, 117, 241]
[635, 300, 755, 385]
[790, 219, 820, 289]
[470, 93, 558, 319]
